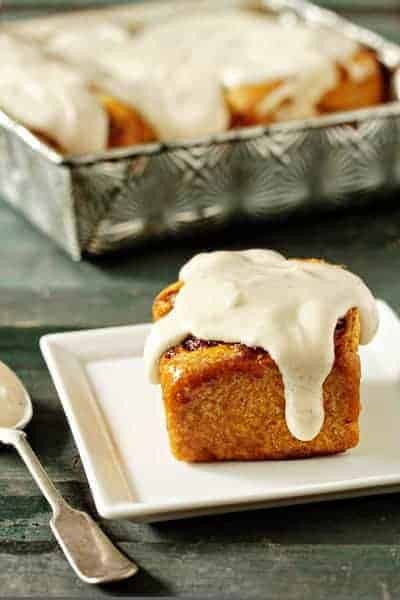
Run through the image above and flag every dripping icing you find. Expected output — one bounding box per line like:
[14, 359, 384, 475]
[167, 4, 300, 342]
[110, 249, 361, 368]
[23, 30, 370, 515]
[143, 250, 378, 442]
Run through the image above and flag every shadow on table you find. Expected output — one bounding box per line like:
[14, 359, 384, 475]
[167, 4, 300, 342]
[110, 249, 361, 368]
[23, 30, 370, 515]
[100, 568, 171, 596]
[150, 489, 400, 546]
[25, 405, 74, 472]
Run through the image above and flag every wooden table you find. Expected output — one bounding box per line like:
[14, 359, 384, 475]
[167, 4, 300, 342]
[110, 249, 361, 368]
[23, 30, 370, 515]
[1, 1, 400, 597]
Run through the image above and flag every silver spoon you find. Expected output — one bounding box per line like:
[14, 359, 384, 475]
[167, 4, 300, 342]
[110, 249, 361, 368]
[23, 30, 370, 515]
[0, 361, 138, 584]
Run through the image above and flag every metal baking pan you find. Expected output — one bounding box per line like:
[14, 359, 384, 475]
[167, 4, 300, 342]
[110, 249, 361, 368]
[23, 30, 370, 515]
[1, 0, 400, 260]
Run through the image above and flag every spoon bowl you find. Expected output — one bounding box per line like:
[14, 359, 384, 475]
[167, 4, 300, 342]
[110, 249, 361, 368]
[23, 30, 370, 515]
[0, 361, 32, 429]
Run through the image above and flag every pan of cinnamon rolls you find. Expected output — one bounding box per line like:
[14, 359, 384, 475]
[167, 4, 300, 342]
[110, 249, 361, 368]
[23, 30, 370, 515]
[1, 0, 399, 259]
[0, 2, 389, 156]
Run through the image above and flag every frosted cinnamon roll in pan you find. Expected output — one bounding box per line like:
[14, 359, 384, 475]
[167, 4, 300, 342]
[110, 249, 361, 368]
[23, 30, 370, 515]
[144, 250, 378, 462]
[0, 7, 385, 155]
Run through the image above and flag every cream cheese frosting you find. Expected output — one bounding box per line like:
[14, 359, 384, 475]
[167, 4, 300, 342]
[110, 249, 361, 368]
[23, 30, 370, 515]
[144, 250, 378, 442]
[0, 34, 108, 154]
[0, 7, 373, 151]
[45, 9, 363, 141]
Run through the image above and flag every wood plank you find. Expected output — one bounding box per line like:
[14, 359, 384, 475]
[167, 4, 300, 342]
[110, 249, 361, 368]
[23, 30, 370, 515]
[0, 542, 400, 597]
[2, 489, 400, 545]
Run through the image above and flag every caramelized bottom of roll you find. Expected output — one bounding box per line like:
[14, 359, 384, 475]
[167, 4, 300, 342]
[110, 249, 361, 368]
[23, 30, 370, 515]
[31, 130, 64, 153]
[226, 49, 384, 127]
[98, 94, 156, 148]
[32, 94, 156, 154]
[318, 50, 384, 113]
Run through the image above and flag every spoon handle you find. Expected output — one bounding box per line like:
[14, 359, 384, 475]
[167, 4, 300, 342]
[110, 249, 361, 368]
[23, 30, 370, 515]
[6, 429, 66, 513]
[0, 428, 138, 583]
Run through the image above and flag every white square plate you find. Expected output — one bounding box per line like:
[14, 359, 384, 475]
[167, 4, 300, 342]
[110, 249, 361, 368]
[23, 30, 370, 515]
[40, 300, 400, 523]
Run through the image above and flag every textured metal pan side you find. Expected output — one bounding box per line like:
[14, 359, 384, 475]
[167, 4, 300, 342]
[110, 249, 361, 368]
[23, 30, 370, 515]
[0, 114, 81, 259]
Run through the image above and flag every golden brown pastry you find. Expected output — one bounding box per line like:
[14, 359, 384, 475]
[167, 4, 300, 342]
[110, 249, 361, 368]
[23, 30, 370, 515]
[318, 50, 384, 113]
[226, 50, 384, 127]
[152, 280, 361, 462]
[32, 95, 156, 154]
[145, 251, 378, 462]
[97, 94, 156, 149]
